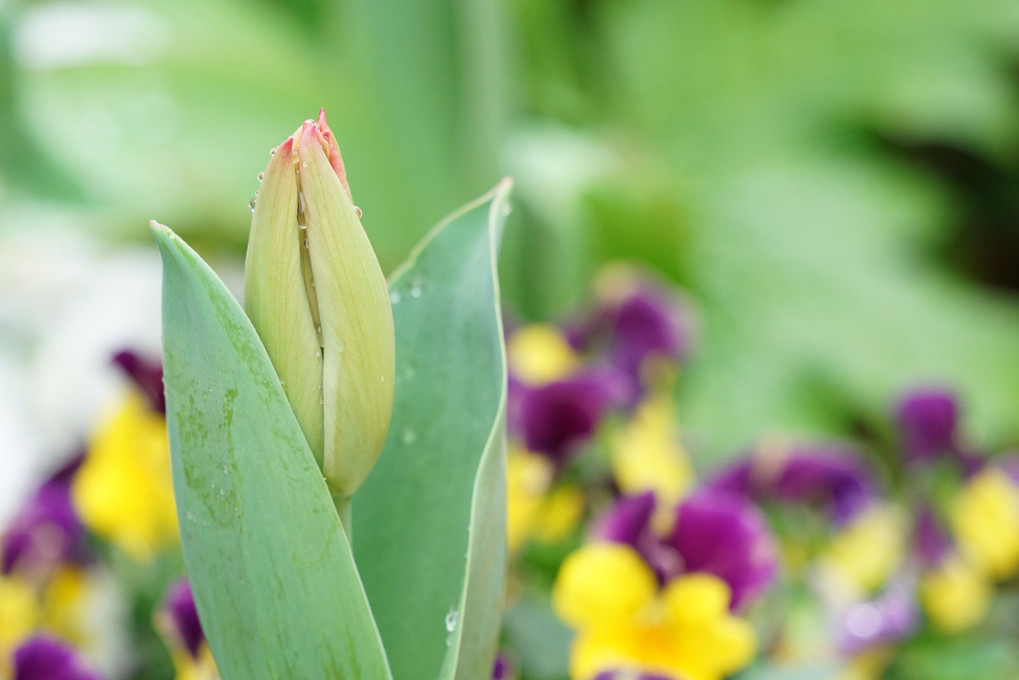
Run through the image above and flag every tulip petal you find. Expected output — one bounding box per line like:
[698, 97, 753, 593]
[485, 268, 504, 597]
[244, 137, 325, 464]
[299, 127, 395, 496]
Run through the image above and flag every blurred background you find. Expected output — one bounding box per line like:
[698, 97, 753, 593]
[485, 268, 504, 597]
[2, 0, 1019, 516]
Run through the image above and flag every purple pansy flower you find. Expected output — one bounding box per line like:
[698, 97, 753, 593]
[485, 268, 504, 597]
[594, 490, 777, 610]
[836, 579, 918, 655]
[913, 504, 952, 569]
[511, 368, 632, 462]
[896, 389, 957, 462]
[2, 454, 88, 577]
[706, 445, 877, 525]
[894, 389, 982, 474]
[157, 579, 205, 660]
[491, 654, 512, 680]
[112, 350, 165, 414]
[12, 636, 103, 680]
[569, 270, 692, 382]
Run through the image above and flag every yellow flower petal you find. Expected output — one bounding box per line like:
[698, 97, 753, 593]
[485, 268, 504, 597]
[611, 392, 693, 509]
[920, 553, 991, 634]
[952, 468, 1019, 580]
[662, 573, 731, 627]
[534, 484, 586, 544]
[822, 505, 904, 596]
[506, 446, 555, 552]
[696, 616, 757, 674]
[508, 324, 579, 386]
[73, 392, 178, 561]
[0, 576, 37, 659]
[553, 543, 657, 630]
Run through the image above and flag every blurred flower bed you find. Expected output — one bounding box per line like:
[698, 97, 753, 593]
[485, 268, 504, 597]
[4, 265, 1018, 680]
[3, 0, 1019, 677]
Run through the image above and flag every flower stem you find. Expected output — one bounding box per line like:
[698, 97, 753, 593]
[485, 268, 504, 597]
[332, 490, 353, 543]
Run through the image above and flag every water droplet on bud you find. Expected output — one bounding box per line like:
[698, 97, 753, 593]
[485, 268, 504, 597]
[354, 206, 363, 219]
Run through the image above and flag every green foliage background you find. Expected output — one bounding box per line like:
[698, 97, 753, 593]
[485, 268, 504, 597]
[2, 0, 1018, 461]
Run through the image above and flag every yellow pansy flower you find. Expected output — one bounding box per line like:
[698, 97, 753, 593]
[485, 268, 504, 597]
[611, 392, 694, 513]
[920, 553, 991, 634]
[821, 505, 904, 596]
[73, 391, 179, 561]
[951, 468, 1019, 580]
[0, 575, 37, 663]
[508, 324, 580, 386]
[553, 543, 757, 680]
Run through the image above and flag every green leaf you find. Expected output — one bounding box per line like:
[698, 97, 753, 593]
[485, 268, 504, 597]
[352, 180, 512, 680]
[154, 223, 391, 680]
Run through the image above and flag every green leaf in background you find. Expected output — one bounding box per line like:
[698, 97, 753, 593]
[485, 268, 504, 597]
[154, 224, 392, 680]
[353, 180, 512, 680]
[501, 597, 572, 680]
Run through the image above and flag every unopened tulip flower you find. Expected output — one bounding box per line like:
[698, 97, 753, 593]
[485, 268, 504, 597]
[244, 109, 395, 500]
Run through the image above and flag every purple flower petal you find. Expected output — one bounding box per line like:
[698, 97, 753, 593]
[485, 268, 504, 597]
[571, 271, 693, 380]
[515, 368, 632, 461]
[594, 492, 685, 583]
[491, 654, 512, 680]
[668, 490, 778, 610]
[593, 491, 657, 548]
[837, 580, 918, 655]
[913, 505, 951, 569]
[771, 448, 876, 525]
[706, 446, 877, 526]
[704, 460, 753, 497]
[112, 350, 165, 414]
[896, 389, 958, 462]
[158, 579, 204, 659]
[12, 636, 103, 680]
[2, 459, 88, 576]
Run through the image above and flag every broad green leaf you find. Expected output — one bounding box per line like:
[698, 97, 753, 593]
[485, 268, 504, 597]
[352, 180, 512, 680]
[154, 224, 391, 680]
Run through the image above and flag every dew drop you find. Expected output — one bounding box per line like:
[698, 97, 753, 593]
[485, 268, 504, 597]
[302, 160, 308, 169]
[269, 148, 276, 156]
[380, 375, 386, 383]
[444, 610, 458, 632]
[401, 428, 417, 445]
[389, 290, 401, 304]
[257, 172, 264, 183]
[304, 238, 309, 249]
[249, 198, 257, 213]
[354, 206, 363, 219]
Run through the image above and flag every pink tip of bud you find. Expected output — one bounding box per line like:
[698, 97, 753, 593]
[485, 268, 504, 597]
[277, 137, 294, 156]
[314, 108, 353, 204]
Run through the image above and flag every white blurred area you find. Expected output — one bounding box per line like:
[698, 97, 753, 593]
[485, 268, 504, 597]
[0, 216, 163, 525]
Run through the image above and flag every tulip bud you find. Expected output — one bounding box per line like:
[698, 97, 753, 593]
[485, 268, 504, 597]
[244, 109, 395, 499]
